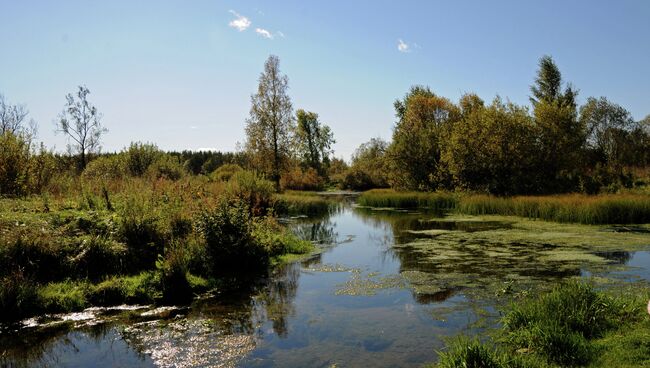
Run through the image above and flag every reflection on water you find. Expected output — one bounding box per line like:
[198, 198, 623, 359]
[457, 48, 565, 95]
[2, 201, 649, 368]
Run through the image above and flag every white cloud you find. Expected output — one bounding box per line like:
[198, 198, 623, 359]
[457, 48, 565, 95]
[397, 39, 410, 53]
[228, 10, 251, 31]
[255, 28, 273, 39]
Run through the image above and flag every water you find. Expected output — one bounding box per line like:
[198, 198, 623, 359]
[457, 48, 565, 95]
[2, 202, 649, 367]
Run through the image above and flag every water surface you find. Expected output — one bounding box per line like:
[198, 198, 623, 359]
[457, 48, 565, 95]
[3, 202, 649, 367]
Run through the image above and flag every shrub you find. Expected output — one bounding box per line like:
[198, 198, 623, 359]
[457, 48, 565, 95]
[0, 132, 30, 196]
[280, 166, 325, 191]
[81, 155, 126, 183]
[158, 242, 192, 304]
[147, 154, 184, 180]
[210, 163, 243, 182]
[195, 200, 267, 273]
[225, 170, 275, 216]
[69, 236, 127, 281]
[125, 142, 161, 177]
[117, 196, 166, 271]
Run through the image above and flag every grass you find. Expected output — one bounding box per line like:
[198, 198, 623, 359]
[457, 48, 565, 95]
[357, 190, 650, 224]
[273, 191, 334, 216]
[0, 174, 317, 322]
[430, 282, 650, 368]
[357, 189, 458, 210]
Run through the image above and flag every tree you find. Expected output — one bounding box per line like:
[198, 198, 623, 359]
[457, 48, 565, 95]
[530, 56, 585, 191]
[295, 109, 335, 175]
[245, 55, 294, 189]
[580, 97, 637, 168]
[388, 86, 461, 190]
[0, 94, 36, 138]
[344, 138, 390, 190]
[443, 98, 539, 194]
[56, 86, 107, 171]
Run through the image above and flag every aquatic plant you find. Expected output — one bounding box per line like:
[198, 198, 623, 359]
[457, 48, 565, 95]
[358, 189, 457, 210]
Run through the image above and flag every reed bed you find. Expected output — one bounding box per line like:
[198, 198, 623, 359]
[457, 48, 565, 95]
[458, 194, 650, 224]
[357, 189, 458, 211]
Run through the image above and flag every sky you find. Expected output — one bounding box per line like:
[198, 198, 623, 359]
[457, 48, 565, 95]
[1, 0, 649, 161]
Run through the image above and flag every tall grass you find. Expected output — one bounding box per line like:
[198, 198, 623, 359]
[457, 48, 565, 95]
[357, 190, 650, 224]
[273, 191, 333, 216]
[458, 194, 650, 224]
[357, 189, 458, 210]
[432, 282, 646, 367]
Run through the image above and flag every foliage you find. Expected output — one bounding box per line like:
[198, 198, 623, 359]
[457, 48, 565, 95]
[0, 132, 30, 196]
[343, 138, 390, 190]
[443, 98, 539, 194]
[280, 166, 325, 191]
[146, 154, 185, 180]
[81, 154, 126, 183]
[125, 142, 161, 177]
[388, 86, 461, 190]
[225, 170, 276, 216]
[274, 192, 332, 216]
[210, 163, 243, 182]
[295, 109, 335, 175]
[245, 55, 294, 189]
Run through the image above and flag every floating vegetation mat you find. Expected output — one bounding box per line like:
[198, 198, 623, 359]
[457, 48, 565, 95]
[335, 270, 407, 296]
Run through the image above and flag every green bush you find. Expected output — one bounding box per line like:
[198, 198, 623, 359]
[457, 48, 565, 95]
[147, 154, 185, 180]
[226, 170, 275, 216]
[81, 155, 126, 183]
[210, 163, 243, 181]
[70, 236, 127, 281]
[117, 196, 166, 271]
[0, 132, 30, 196]
[125, 142, 161, 177]
[195, 200, 267, 273]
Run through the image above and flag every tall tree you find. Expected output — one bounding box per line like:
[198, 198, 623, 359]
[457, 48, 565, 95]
[388, 86, 461, 190]
[56, 86, 107, 171]
[245, 55, 294, 189]
[295, 109, 335, 175]
[530, 56, 585, 191]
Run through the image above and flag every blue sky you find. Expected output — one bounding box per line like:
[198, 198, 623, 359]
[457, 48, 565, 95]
[1, 0, 649, 160]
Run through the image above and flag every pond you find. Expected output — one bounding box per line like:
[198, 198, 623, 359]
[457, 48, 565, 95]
[2, 200, 650, 367]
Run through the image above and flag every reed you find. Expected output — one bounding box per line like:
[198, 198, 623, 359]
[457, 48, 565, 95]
[357, 189, 458, 210]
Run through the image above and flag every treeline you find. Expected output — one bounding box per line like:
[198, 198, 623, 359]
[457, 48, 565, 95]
[345, 56, 650, 194]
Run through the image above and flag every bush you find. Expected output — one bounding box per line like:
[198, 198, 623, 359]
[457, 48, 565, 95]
[280, 166, 325, 191]
[195, 200, 267, 273]
[69, 236, 127, 281]
[117, 196, 166, 271]
[225, 170, 275, 216]
[147, 154, 184, 180]
[158, 243, 192, 304]
[81, 155, 126, 183]
[210, 163, 243, 182]
[0, 132, 30, 196]
[125, 142, 161, 177]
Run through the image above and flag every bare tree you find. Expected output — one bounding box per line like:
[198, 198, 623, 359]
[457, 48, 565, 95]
[56, 86, 107, 170]
[0, 94, 36, 137]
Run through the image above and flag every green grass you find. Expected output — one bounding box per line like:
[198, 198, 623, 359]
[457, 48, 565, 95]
[273, 191, 333, 216]
[430, 282, 650, 368]
[357, 189, 458, 210]
[357, 190, 650, 224]
[458, 194, 650, 224]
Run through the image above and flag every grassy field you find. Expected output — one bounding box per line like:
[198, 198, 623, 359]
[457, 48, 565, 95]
[357, 189, 650, 224]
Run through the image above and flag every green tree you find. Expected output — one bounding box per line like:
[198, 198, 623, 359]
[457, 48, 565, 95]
[388, 86, 461, 190]
[443, 98, 539, 194]
[579, 97, 637, 168]
[530, 56, 585, 191]
[344, 138, 389, 190]
[245, 55, 294, 190]
[295, 109, 335, 175]
[56, 86, 107, 171]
